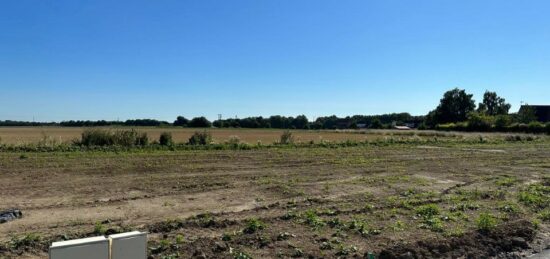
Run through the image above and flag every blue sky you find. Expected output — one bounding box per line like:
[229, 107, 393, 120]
[1, 0, 549, 122]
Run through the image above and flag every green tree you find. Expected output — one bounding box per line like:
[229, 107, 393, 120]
[188, 117, 212, 128]
[291, 115, 309, 129]
[370, 118, 383, 129]
[428, 88, 476, 125]
[477, 91, 511, 115]
[517, 105, 537, 123]
[173, 116, 189, 127]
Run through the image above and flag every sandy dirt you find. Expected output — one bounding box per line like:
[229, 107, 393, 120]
[1, 141, 549, 258]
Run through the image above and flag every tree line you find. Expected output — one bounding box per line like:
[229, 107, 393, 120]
[425, 88, 548, 133]
[0, 114, 423, 129]
[0, 88, 547, 133]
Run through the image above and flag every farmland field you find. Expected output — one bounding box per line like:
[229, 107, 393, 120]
[1, 129, 549, 258]
[0, 126, 541, 145]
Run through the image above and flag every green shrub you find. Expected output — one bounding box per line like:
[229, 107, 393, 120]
[476, 213, 497, 232]
[80, 129, 114, 146]
[79, 129, 148, 146]
[494, 115, 512, 129]
[467, 112, 493, 131]
[188, 131, 212, 145]
[159, 132, 174, 146]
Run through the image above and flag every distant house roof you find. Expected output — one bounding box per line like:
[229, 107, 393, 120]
[519, 105, 550, 122]
[394, 125, 411, 130]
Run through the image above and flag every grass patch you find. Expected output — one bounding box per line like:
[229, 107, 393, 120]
[476, 213, 497, 232]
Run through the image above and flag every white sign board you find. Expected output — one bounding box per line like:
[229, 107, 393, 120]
[49, 236, 109, 259]
[110, 231, 147, 259]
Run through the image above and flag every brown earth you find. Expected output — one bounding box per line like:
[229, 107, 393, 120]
[0, 139, 549, 258]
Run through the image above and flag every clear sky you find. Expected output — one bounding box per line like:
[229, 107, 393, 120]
[1, 0, 549, 122]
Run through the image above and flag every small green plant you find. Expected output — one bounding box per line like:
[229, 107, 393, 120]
[279, 131, 294, 145]
[159, 132, 174, 146]
[497, 202, 521, 214]
[538, 209, 550, 221]
[415, 204, 440, 218]
[175, 234, 184, 244]
[518, 183, 550, 210]
[327, 218, 344, 228]
[496, 176, 517, 187]
[196, 213, 216, 227]
[221, 232, 233, 241]
[243, 218, 266, 234]
[391, 220, 406, 231]
[159, 239, 170, 249]
[292, 247, 304, 257]
[476, 212, 497, 232]
[188, 131, 212, 145]
[281, 210, 298, 220]
[444, 226, 465, 237]
[94, 221, 107, 235]
[320, 241, 334, 250]
[9, 233, 41, 250]
[277, 232, 293, 241]
[303, 209, 325, 228]
[336, 244, 358, 256]
[419, 217, 444, 232]
[232, 249, 252, 259]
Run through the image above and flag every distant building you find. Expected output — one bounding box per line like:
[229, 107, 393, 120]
[356, 123, 367, 129]
[519, 105, 550, 122]
[394, 125, 411, 130]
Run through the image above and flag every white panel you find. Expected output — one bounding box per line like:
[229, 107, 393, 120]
[49, 236, 109, 259]
[110, 231, 147, 259]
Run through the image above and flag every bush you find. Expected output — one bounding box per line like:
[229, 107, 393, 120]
[527, 121, 545, 133]
[467, 112, 493, 131]
[159, 132, 173, 146]
[79, 129, 148, 146]
[279, 131, 294, 145]
[494, 115, 512, 129]
[188, 131, 212, 145]
[80, 129, 114, 146]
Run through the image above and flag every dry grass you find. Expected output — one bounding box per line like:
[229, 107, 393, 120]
[1, 127, 545, 145]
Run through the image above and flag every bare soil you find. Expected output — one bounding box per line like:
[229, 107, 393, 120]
[0, 138, 549, 258]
